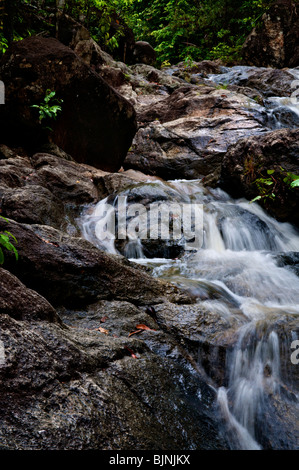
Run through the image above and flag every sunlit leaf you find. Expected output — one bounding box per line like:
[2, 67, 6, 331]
[291, 179, 299, 188]
[98, 326, 109, 334]
[128, 330, 143, 337]
[135, 324, 156, 331]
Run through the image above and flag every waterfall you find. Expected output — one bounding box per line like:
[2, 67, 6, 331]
[79, 65, 299, 450]
[80, 178, 299, 449]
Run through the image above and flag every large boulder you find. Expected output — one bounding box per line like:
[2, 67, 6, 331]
[0, 296, 227, 450]
[0, 268, 59, 323]
[0, 147, 107, 230]
[242, 0, 299, 68]
[0, 36, 137, 172]
[220, 128, 299, 226]
[124, 86, 268, 181]
[132, 41, 156, 66]
[0, 218, 191, 307]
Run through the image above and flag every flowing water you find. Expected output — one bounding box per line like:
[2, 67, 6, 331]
[79, 66, 299, 450]
[208, 65, 299, 130]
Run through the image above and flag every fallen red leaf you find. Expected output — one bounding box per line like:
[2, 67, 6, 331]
[97, 327, 109, 334]
[128, 330, 143, 337]
[124, 346, 138, 359]
[135, 324, 156, 331]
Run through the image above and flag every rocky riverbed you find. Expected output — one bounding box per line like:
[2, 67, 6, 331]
[0, 21, 298, 450]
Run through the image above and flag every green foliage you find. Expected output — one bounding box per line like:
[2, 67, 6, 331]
[0, 217, 18, 265]
[122, 0, 274, 65]
[64, 0, 134, 52]
[250, 168, 299, 204]
[0, 33, 8, 55]
[31, 89, 63, 131]
[1, 0, 275, 64]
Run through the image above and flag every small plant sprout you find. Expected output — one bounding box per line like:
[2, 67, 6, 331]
[31, 89, 63, 131]
[250, 168, 299, 204]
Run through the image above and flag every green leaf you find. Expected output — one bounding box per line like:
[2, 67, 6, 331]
[288, 173, 299, 181]
[4, 231, 17, 244]
[250, 195, 262, 203]
[267, 169, 275, 175]
[291, 179, 299, 188]
[44, 91, 56, 103]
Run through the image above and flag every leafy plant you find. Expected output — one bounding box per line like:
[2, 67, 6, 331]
[0, 216, 18, 265]
[31, 89, 63, 131]
[183, 55, 195, 68]
[250, 170, 275, 203]
[0, 33, 8, 55]
[250, 168, 299, 204]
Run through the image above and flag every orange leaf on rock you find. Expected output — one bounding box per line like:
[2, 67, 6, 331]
[98, 327, 109, 334]
[135, 324, 156, 331]
[128, 330, 143, 337]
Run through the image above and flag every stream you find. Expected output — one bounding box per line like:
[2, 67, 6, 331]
[79, 65, 299, 450]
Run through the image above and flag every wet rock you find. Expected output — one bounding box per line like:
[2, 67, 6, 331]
[0, 36, 137, 172]
[99, 180, 192, 259]
[91, 169, 162, 199]
[94, 172, 148, 198]
[275, 251, 299, 277]
[259, 390, 299, 450]
[0, 268, 59, 323]
[1, 185, 65, 228]
[220, 128, 299, 226]
[236, 68, 298, 98]
[37, 142, 74, 162]
[78, 179, 192, 259]
[30, 153, 99, 205]
[0, 309, 227, 449]
[0, 218, 192, 308]
[242, 0, 299, 68]
[0, 149, 105, 230]
[207, 65, 298, 98]
[153, 301, 244, 387]
[124, 86, 267, 180]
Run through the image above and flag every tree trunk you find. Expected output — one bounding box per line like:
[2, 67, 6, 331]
[56, 0, 66, 37]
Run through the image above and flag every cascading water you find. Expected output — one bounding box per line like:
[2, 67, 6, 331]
[79, 178, 299, 449]
[79, 65, 299, 450]
[208, 65, 299, 130]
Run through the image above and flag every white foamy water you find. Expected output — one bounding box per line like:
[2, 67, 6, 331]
[79, 63, 299, 449]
